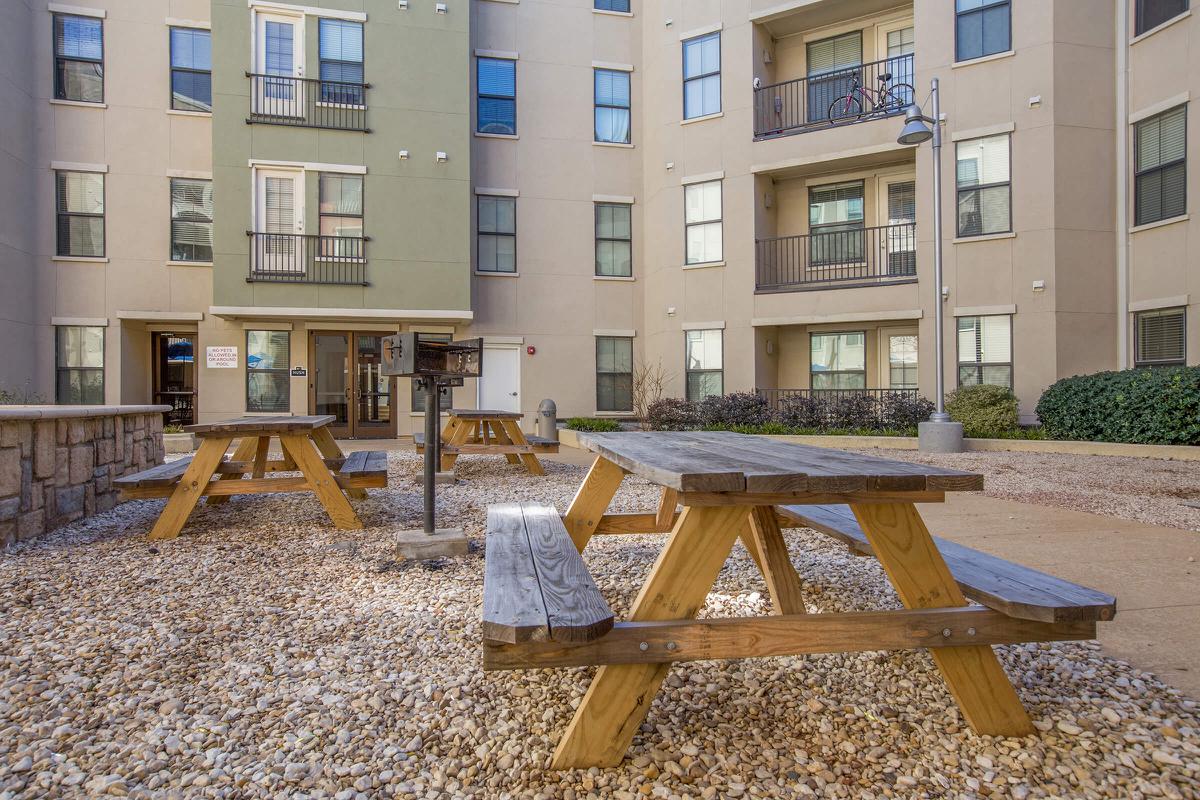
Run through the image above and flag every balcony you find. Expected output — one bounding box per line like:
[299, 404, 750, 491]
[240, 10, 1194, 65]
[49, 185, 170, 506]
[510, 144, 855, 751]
[246, 73, 370, 132]
[247, 232, 368, 285]
[753, 54, 914, 140]
[756, 223, 917, 293]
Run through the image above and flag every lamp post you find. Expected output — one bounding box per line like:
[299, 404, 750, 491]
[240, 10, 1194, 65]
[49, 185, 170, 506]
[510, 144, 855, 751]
[897, 78, 964, 453]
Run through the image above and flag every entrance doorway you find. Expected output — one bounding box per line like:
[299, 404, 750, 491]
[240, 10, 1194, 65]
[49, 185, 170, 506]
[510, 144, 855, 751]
[308, 331, 397, 438]
[479, 345, 521, 412]
[152, 332, 196, 426]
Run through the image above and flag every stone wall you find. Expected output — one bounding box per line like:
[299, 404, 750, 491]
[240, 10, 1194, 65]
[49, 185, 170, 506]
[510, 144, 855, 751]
[0, 406, 170, 547]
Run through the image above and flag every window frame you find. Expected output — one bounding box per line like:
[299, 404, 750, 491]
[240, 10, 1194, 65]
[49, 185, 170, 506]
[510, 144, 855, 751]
[595, 336, 634, 413]
[317, 172, 365, 259]
[169, 177, 213, 263]
[1134, 307, 1187, 367]
[476, 56, 517, 135]
[53, 13, 104, 103]
[684, 329, 724, 401]
[594, 68, 632, 144]
[476, 194, 517, 273]
[168, 26, 212, 112]
[55, 325, 105, 405]
[955, 133, 1013, 238]
[682, 31, 721, 120]
[954, 0, 1011, 63]
[595, 202, 633, 277]
[55, 170, 106, 258]
[245, 330, 291, 413]
[594, 0, 631, 11]
[956, 314, 1014, 389]
[684, 179, 723, 265]
[317, 18, 365, 106]
[809, 331, 868, 390]
[1134, 104, 1188, 227]
[1135, 0, 1190, 36]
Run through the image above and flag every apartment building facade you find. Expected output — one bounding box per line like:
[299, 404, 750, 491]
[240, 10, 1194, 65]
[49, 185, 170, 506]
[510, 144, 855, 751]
[1, 0, 1195, 434]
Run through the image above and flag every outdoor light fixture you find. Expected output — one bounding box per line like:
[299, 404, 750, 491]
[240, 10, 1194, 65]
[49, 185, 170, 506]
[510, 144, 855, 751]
[897, 103, 935, 146]
[398, 149, 409, 160]
[435, 2, 447, 12]
[435, 151, 448, 162]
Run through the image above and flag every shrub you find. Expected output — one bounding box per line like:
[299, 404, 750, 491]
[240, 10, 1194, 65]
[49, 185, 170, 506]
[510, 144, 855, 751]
[945, 384, 1020, 438]
[1037, 366, 1200, 445]
[828, 392, 878, 430]
[564, 417, 622, 432]
[697, 391, 772, 428]
[879, 392, 936, 430]
[775, 394, 824, 428]
[163, 424, 186, 434]
[646, 397, 700, 430]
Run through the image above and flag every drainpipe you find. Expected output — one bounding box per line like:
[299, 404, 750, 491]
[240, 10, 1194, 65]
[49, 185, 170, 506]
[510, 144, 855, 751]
[1116, 0, 1130, 368]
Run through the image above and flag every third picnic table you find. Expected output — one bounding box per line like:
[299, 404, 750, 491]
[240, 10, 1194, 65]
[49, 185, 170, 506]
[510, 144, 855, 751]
[420, 409, 558, 475]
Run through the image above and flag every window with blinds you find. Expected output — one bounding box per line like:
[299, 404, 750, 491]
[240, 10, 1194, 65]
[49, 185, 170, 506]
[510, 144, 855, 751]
[246, 331, 290, 412]
[596, 337, 633, 412]
[685, 329, 723, 400]
[55, 171, 105, 257]
[54, 14, 103, 103]
[595, 69, 631, 144]
[1135, 105, 1187, 226]
[683, 32, 721, 120]
[477, 195, 516, 272]
[955, 0, 1010, 62]
[170, 178, 213, 262]
[595, 203, 632, 277]
[595, 0, 630, 10]
[318, 174, 363, 257]
[956, 134, 1011, 236]
[319, 19, 364, 105]
[477, 57, 516, 135]
[810, 332, 867, 390]
[957, 315, 1013, 388]
[887, 181, 917, 276]
[684, 180, 722, 264]
[1135, 308, 1186, 367]
[170, 27, 211, 112]
[806, 31, 861, 124]
[56, 326, 105, 405]
[1136, 0, 1189, 36]
[809, 181, 864, 266]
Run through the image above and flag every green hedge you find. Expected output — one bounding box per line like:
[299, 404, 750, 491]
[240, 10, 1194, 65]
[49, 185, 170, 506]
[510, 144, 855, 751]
[1036, 366, 1200, 445]
[945, 384, 1020, 439]
[564, 417, 622, 432]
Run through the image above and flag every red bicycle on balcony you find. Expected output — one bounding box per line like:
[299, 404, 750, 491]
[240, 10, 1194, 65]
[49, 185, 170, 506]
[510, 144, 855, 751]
[827, 70, 915, 125]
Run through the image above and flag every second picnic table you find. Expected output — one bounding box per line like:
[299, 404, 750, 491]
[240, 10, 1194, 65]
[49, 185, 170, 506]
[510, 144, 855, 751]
[414, 409, 558, 475]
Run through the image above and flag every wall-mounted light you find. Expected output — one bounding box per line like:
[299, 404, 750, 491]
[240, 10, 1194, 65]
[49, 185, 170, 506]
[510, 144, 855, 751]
[398, 0, 408, 8]
[666, 307, 677, 317]
[435, 2, 447, 12]
[1028, 95, 1042, 108]
[435, 151, 448, 162]
[941, 286, 950, 300]
[665, 18, 673, 26]
[1032, 279, 1046, 292]
[398, 150, 409, 160]
[665, 161, 674, 171]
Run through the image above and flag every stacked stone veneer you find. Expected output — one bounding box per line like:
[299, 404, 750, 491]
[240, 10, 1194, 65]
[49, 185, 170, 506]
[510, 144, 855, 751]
[0, 406, 170, 547]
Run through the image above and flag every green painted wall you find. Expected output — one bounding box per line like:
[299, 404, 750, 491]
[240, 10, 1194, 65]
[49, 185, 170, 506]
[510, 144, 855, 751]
[211, 0, 471, 311]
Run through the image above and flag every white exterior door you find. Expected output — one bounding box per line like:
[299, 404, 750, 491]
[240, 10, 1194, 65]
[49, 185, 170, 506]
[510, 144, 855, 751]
[255, 168, 304, 272]
[254, 12, 305, 117]
[479, 346, 520, 412]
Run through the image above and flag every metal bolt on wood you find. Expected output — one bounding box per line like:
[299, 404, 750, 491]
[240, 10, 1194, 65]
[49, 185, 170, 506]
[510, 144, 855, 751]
[967, 627, 977, 636]
[638, 642, 649, 651]
[942, 628, 952, 638]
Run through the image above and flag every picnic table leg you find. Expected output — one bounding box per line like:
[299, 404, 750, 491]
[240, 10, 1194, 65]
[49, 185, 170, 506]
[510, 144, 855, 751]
[563, 456, 626, 551]
[279, 433, 363, 530]
[489, 421, 522, 465]
[149, 436, 233, 539]
[551, 505, 749, 769]
[500, 419, 545, 476]
[311, 427, 367, 500]
[440, 418, 472, 472]
[206, 435, 259, 507]
[850, 502, 1034, 737]
[744, 505, 807, 615]
[655, 487, 679, 530]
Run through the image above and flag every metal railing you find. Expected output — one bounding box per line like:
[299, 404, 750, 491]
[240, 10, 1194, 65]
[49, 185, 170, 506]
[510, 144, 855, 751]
[247, 232, 368, 285]
[246, 73, 370, 132]
[759, 387, 921, 428]
[756, 223, 917, 292]
[753, 54, 914, 139]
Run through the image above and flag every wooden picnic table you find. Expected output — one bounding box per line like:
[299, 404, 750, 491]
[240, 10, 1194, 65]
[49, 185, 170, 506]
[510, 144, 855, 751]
[414, 408, 558, 476]
[115, 415, 387, 540]
[480, 431, 1116, 768]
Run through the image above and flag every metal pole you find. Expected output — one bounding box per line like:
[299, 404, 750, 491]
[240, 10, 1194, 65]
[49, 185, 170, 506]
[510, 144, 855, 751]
[929, 78, 950, 423]
[422, 378, 437, 534]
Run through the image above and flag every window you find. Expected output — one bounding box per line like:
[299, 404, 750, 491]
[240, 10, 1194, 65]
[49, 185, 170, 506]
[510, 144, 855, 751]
[170, 178, 213, 262]
[56, 326, 104, 405]
[595, 0, 630, 10]
[318, 173, 364, 257]
[595, 203, 632, 277]
[886, 180, 917, 276]
[477, 57, 516, 135]
[888, 334, 919, 389]
[956, 134, 1011, 236]
[682, 32, 720, 120]
[1135, 105, 1187, 226]
[685, 329, 723, 400]
[596, 337, 633, 412]
[412, 334, 454, 412]
[1135, 308, 1186, 367]
[246, 330, 290, 412]
[54, 14, 103, 103]
[684, 180, 722, 264]
[957, 315, 1012, 388]
[595, 68, 631, 144]
[955, 0, 1010, 62]
[809, 180, 864, 266]
[319, 19, 364, 105]
[806, 31, 861, 125]
[810, 332, 866, 390]
[56, 171, 105, 257]
[477, 195, 516, 273]
[169, 27, 211, 112]
[1136, 0, 1189, 35]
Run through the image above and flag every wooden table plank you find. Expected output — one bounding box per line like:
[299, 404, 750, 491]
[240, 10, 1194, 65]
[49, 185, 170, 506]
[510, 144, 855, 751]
[449, 408, 524, 420]
[186, 415, 336, 436]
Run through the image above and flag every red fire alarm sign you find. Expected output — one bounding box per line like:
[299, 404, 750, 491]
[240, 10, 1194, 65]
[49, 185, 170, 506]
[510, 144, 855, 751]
[526, 345, 536, 355]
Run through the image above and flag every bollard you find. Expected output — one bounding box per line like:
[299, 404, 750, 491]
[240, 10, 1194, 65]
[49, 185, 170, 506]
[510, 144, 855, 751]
[537, 399, 558, 441]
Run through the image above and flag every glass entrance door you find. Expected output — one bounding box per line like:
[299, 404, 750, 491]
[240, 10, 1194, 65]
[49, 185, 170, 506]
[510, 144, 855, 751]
[354, 334, 394, 437]
[312, 333, 351, 438]
[152, 332, 195, 426]
[309, 331, 396, 438]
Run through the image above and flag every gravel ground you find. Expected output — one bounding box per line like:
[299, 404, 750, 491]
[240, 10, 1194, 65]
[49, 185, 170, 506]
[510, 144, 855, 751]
[1, 452, 1198, 799]
[851, 449, 1200, 532]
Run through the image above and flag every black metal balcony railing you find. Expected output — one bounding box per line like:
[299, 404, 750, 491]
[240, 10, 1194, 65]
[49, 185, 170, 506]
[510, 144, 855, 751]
[246, 73, 370, 132]
[754, 54, 915, 139]
[759, 388, 920, 428]
[756, 223, 917, 292]
[247, 232, 368, 285]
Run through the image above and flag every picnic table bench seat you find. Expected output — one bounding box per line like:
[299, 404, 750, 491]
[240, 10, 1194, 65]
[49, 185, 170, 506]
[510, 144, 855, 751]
[483, 503, 614, 644]
[777, 504, 1116, 624]
[115, 450, 388, 497]
[413, 432, 559, 453]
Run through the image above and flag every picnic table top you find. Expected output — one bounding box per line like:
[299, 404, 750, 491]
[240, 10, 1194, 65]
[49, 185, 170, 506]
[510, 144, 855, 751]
[185, 415, 335, 436]
[449, 408, 523, 420]
[574, 430, 984, 494]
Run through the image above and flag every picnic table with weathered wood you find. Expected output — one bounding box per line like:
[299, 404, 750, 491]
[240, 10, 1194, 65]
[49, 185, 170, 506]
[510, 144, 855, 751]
[413, 408, 558, 476]
[115, 415, 387, 540]
[480, 431, 1117, 768]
